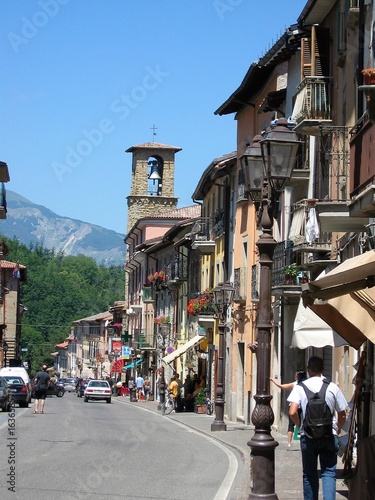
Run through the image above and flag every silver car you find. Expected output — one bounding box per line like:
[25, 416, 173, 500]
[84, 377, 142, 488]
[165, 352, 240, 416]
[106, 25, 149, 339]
[84, 380, 111, 403]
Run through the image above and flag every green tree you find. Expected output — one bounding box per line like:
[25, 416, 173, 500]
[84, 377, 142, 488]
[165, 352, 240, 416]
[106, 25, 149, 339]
[2, 237, 124, 374]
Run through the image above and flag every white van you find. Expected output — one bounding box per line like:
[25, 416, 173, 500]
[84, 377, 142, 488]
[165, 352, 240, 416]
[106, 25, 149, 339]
[0, 367, 31, 385]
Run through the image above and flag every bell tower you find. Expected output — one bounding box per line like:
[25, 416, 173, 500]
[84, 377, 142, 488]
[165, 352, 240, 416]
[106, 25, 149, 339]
[126, 142, 181, 231]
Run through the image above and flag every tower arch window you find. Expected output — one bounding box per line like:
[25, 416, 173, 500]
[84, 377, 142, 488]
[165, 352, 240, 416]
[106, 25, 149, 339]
[147, 156, 163, 195]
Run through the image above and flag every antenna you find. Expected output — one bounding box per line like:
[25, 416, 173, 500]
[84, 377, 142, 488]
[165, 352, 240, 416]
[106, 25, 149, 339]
[150, 124, 157, 142]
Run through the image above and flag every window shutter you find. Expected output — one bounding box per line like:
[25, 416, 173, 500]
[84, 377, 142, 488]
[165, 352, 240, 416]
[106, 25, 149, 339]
[301, 25, 330, 78]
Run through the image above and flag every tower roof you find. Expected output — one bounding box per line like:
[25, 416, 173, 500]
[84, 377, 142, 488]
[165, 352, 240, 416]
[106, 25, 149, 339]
[125, 142, 182, 153]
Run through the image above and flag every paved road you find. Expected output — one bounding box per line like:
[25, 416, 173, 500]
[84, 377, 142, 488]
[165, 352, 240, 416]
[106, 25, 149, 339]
[0, 393, 240, 500]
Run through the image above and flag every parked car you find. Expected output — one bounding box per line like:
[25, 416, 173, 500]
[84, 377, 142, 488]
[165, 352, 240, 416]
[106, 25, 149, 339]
[0, 376, 12, 412]
[31, 380, 65, 398]
[84, 380, 111, 403]
[57, 377, 76, 393]
[76, 378, 89, 398]
[3, 375, 31, 407]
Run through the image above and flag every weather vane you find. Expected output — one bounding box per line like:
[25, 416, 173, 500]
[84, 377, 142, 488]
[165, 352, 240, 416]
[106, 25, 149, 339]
[150, 124, 157, 142]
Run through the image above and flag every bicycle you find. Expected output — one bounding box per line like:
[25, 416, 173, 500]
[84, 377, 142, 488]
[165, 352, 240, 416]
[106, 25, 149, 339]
[161, 391, 175, 416]
[205, 393, 213, 415]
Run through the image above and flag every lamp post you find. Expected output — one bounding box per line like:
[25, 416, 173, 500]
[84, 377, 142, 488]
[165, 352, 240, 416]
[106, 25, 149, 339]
[240, 118, 301, 499]
[211, 281, 235, 432]
[156, 324, 169, 411]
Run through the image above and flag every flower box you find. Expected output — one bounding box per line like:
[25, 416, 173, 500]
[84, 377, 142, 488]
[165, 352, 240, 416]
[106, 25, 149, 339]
[362, 69, 375, 85]
[195, 404, 207, 414]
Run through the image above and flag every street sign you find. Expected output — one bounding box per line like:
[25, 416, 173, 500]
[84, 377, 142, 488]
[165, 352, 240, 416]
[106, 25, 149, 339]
[122, 346, 130, 358]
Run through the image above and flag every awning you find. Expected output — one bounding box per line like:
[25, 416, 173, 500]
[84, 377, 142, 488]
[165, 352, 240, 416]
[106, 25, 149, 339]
[302, 251, 375, 349]
[111, 358, 125, 374]
[292, 298, 347, 348]
[122, 359, 144, 372]
[305, 250, 375, 300]
[162, 335, 205, 365]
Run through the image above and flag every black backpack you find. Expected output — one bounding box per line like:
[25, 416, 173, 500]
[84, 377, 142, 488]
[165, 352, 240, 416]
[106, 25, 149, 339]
[302, 379, 333, 439]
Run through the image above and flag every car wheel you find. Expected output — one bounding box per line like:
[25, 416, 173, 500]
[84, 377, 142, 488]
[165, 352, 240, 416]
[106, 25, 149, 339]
[57, 390, 64, 397]
[1, 404, 6, 412]
[19, 401, 28, 408]
[84, 396, 88, 402]
[106, 398, 111, 404]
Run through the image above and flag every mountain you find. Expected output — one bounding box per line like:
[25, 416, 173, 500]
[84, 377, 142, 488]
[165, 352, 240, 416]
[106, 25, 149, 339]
[0, 191, 126, 266]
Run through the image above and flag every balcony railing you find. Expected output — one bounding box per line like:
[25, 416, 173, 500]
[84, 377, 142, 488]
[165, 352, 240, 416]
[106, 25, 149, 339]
[293, 77, 333, 134]
[166, 256, 188, 283]
[234, 267, 247, 302]
[251, 265, 259, 301]
[190, 216, 215, 254]
[288, 201, 332, 254]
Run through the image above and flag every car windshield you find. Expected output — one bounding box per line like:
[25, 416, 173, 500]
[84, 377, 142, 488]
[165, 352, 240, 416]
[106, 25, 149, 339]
[88, 381, 109, 388]
[4, 377, 23, 384]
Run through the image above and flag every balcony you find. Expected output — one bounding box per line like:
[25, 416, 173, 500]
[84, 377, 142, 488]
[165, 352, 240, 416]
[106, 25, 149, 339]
[190, 212, 225, 254]
[233, 267, 247, 303]
[293, 77, 333, 136]
[190, 217, 215, 254]
[288, 201, 332, 258]
[166, 256, 188, 286]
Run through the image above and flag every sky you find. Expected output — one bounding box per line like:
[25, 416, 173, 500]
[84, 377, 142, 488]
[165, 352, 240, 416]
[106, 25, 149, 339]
[1, 0, 307, 234]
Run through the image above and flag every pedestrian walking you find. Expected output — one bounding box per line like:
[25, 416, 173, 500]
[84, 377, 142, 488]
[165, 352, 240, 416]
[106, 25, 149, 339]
[33, 364, 50, 414]
[136, 372, 144, 400]
[288, 356, 347, 500]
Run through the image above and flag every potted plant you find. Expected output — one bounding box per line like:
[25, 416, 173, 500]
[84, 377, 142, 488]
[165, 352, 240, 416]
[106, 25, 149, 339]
[194, 388, 207, 413]
[362, 68, 375, 85]
[284, 263, 298, 285]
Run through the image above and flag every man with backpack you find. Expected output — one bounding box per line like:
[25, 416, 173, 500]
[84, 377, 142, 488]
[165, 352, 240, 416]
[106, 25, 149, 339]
[288, 356, 347, 500]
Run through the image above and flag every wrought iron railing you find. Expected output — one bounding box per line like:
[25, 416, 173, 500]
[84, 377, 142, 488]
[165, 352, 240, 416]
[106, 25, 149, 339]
[234, 267, 247, 301]
[190, 211, 225, 242]
[251, 264, 259, 301]
[293, 76, 332, 124]
[166, 255, 188, 282]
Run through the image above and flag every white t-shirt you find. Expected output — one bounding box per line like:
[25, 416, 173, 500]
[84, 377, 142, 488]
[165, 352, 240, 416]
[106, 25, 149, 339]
[287, 375, 347, 436]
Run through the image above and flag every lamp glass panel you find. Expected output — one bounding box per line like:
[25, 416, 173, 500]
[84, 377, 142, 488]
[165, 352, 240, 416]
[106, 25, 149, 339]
[240, 151, 264, 195]
[213, 284, 224, 307]
[264, 141, 300, 190]
[223, 283, 235, 305]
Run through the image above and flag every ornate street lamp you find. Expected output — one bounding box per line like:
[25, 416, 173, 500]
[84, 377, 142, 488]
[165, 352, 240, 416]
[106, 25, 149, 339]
[240, 118, 301, 499]
[157, 327, 169, 411]
[130, 341, 138, 402]
[211, 281, 235, 432]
